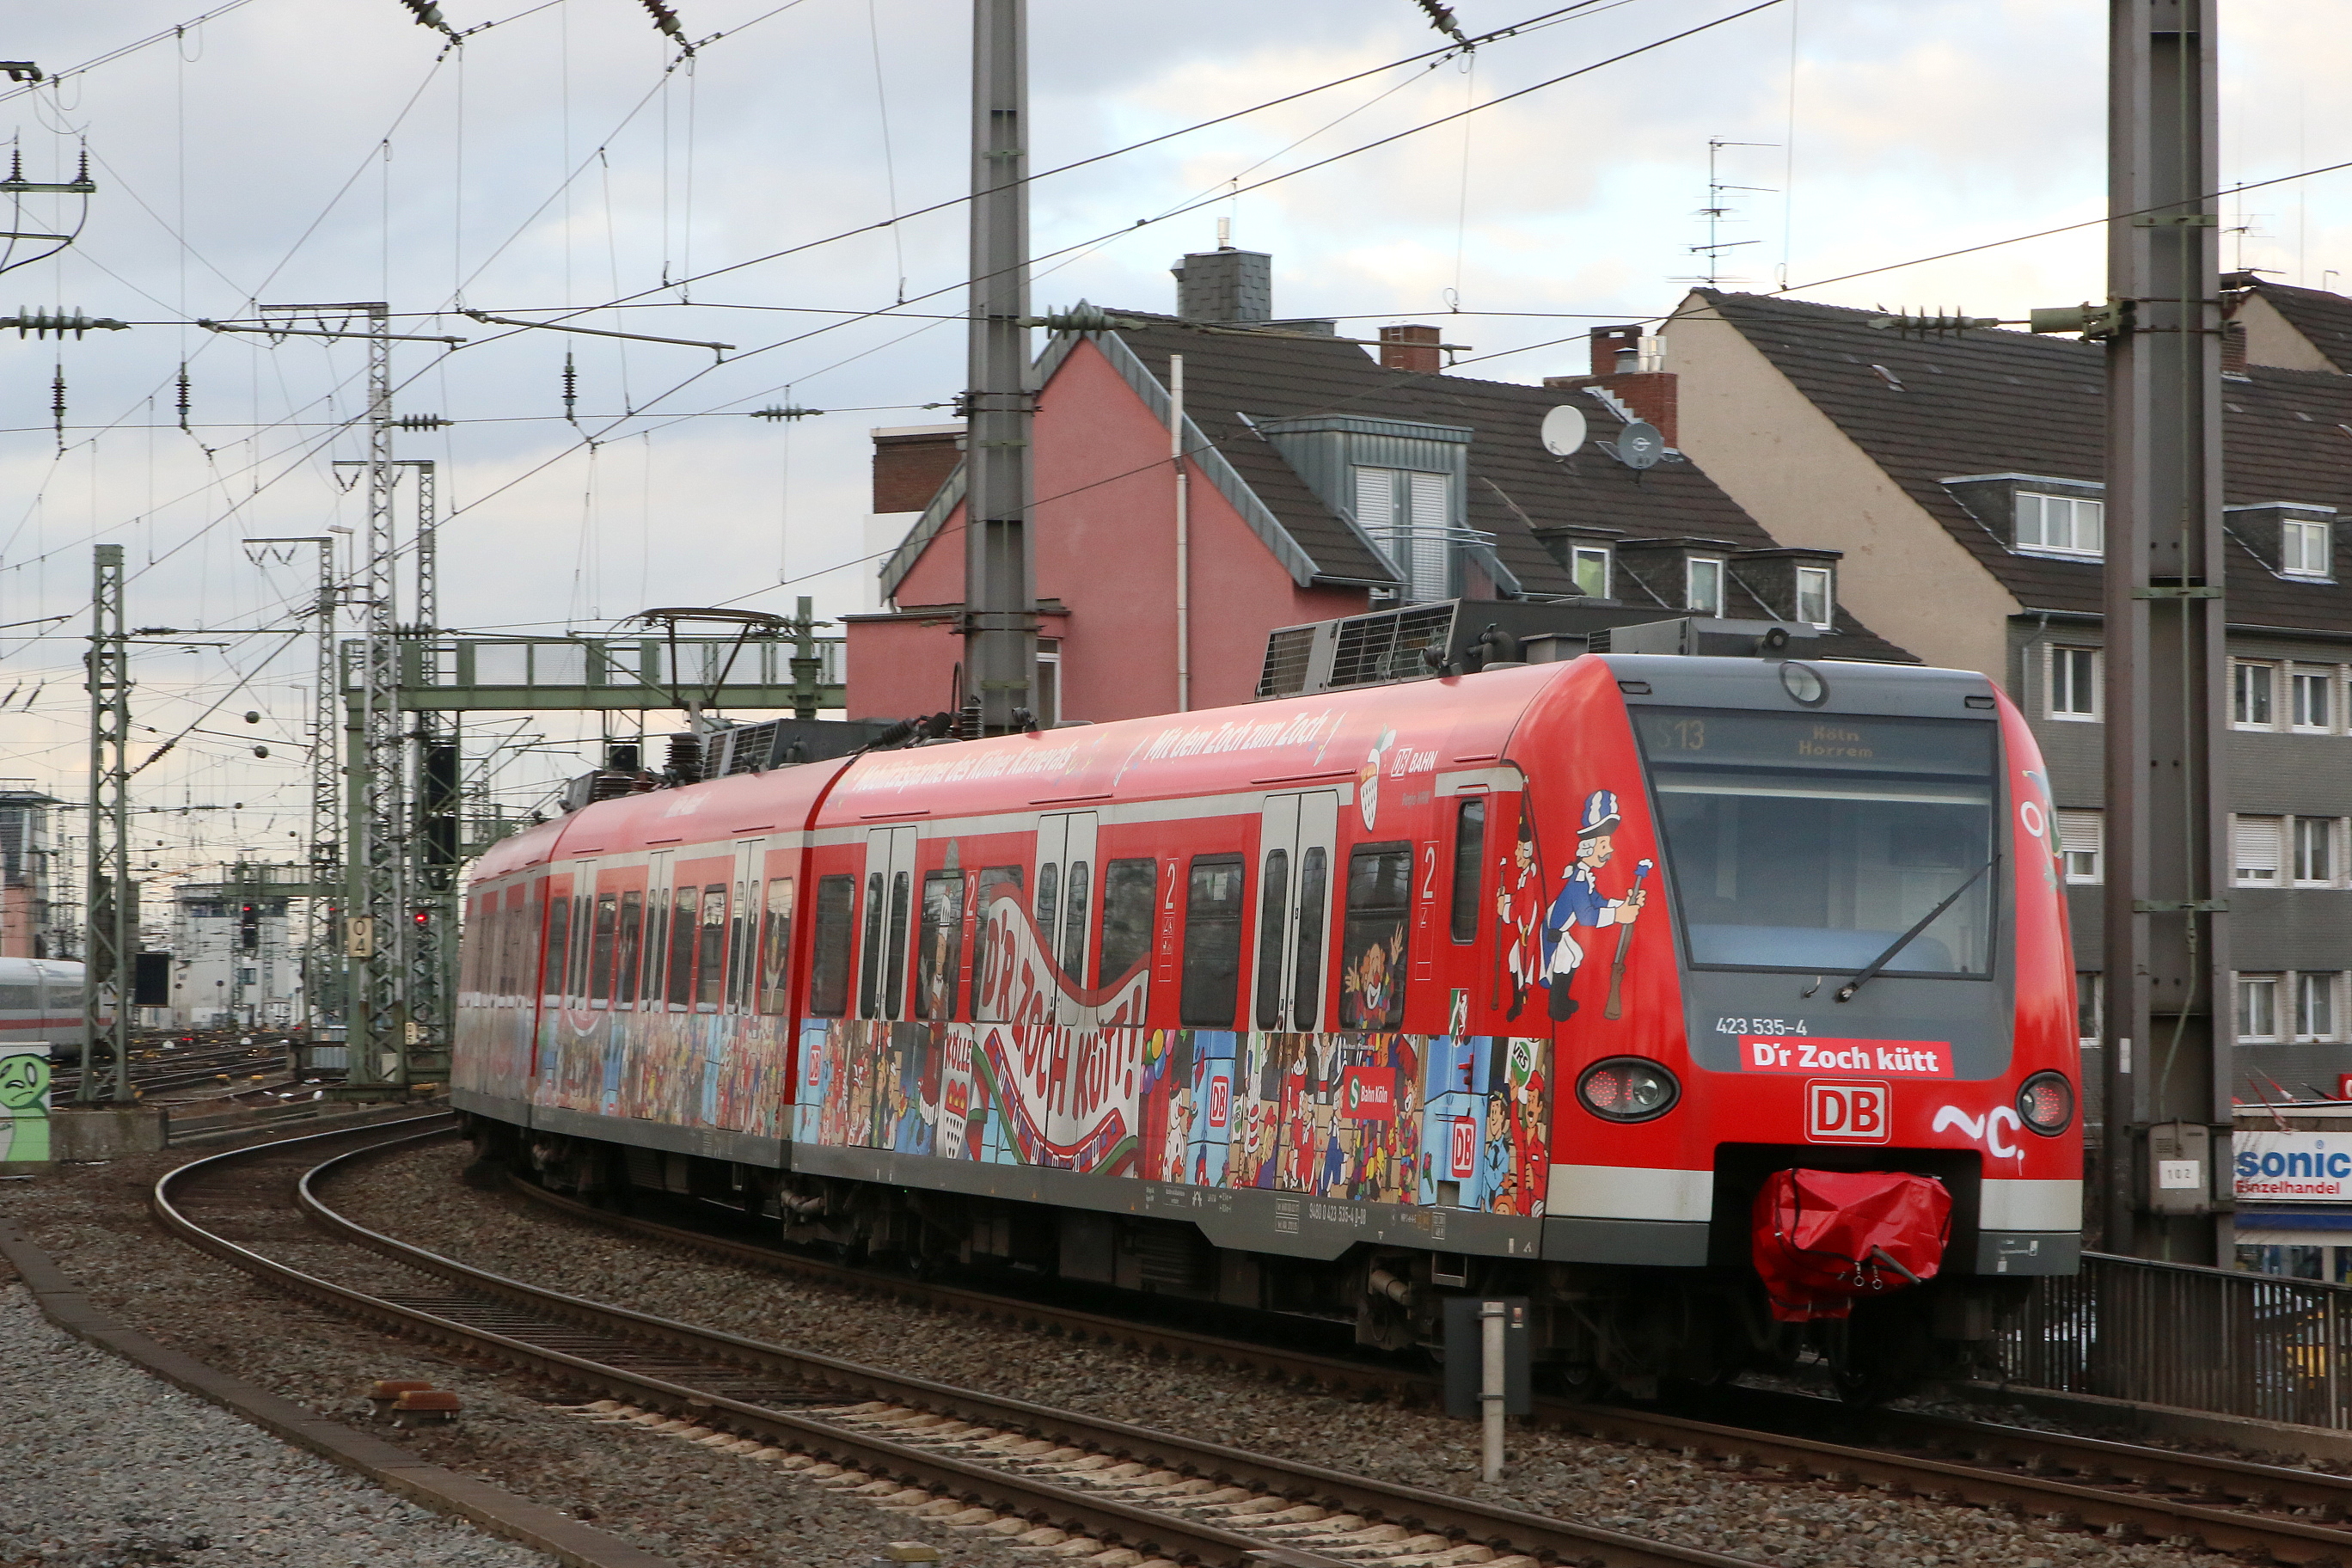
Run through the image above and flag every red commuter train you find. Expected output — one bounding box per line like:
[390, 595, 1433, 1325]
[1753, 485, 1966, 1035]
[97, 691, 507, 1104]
[453, 650, 2082, 1397]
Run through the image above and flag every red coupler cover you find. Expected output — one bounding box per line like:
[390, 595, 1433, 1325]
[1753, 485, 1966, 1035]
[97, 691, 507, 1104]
[1751, 1168, 1952, 1322]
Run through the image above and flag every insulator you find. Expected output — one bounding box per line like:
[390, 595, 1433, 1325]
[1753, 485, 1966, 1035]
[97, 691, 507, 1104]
[394, 413, 450, 431]
[561, 352, 577, 421]
[664, 732, 703, 785]
[50, 362, 64, 444]
[175, 363, 191, 431]
[750, 405, 824, 420]
[4, 309, 129, 339]
[5, 150, 20, 186]
[639, 0, 687, 43]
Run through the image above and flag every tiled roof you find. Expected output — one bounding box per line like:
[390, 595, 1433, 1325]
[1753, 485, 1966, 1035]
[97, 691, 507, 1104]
[1098, 314, 1913, 659]
[2249, 281, 2352, 373]
[1699, 289, 2352, 634]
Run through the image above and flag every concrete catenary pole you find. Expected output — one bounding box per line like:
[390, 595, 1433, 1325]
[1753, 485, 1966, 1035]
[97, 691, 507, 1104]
[2101, 0, 2232, 1263]
[962, 0, 1038, 736]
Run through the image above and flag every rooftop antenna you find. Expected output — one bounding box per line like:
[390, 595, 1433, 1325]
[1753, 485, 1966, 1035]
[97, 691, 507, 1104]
[1682, 138, 1775, 288]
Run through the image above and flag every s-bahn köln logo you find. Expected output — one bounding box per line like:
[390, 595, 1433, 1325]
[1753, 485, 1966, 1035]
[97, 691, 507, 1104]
[1804, 1079, 1892, 1143]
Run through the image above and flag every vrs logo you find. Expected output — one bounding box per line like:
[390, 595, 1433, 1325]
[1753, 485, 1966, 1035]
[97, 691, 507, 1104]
[1805, 1080, 1891, 1143]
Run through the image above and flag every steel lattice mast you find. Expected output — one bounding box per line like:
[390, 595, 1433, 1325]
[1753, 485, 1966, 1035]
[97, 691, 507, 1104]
[343, 301, 407, 1089]
[77, 543, 131, 1104]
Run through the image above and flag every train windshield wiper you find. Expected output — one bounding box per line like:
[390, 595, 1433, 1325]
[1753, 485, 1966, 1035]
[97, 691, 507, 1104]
[1833, 854, 1998, 1003]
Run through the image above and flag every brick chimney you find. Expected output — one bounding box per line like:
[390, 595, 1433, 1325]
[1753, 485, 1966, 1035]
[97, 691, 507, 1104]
[1379, 323, 1442, 374]
[871, 424, 965, 513]
[1543, 324, 1677, 448]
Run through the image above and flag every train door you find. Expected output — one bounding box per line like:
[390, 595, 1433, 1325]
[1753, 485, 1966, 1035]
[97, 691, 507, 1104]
[1252, 792, 1339, 1033]
[859, 827, 918, 1020]
[1035, 812, 1098, 1022]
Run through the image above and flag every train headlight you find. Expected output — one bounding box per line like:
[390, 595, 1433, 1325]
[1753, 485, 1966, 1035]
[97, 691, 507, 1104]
[1577, 1057, 1680, 1122]
[2018, 1071, 2074, 1136]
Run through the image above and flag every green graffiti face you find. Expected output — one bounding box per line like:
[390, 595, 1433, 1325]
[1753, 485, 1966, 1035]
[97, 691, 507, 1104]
[0, 1052, 50, 1112]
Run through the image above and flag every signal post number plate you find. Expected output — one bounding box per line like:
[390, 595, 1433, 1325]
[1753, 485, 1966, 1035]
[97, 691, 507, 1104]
[1805, 1079, 1892, 1144]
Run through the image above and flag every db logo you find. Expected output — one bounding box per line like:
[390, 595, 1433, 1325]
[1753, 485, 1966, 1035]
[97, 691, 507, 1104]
[1805, 1080, 1891, 1143]
[1207, 1077, 1231, 1130]
[1449, 1116, 1479, 1178]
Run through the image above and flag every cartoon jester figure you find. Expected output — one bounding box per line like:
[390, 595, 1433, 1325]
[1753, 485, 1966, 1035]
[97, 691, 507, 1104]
[0, 1050, 51, 1163]
[1494, 812, 1546, 1021]
[1540, 789, 1646, 1021]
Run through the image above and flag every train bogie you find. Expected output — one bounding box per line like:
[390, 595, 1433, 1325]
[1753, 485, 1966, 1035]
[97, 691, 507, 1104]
[453, 650, 2082, 1399]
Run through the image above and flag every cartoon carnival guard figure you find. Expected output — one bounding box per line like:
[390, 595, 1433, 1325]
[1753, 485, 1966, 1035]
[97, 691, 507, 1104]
[1540, 788, 1647, 1020]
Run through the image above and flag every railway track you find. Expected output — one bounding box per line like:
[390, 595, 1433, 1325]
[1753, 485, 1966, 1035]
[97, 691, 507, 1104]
[499, 1169, 2352, 1566]
[154, 1116, 1763, 1568]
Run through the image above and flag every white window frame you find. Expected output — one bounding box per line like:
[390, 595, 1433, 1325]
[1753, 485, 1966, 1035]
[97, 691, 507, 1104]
[2298, 972, 2341, 1043]
[2056, 808, 2103, 885]
[2047, 645, 2100, 722]
[2294, 817, 2340, 887]
[2239, 974, 2282, 1043]
[1570, 545, 1611, 600]
[2016, 492, 2105, 558]
[2282, 517, 2334, 580]
[2233, 660, 2279, 730]
[1685, 556, 1724, 616]
[1354, 464, 1452, 604]
[2291, 665, 2337, 732]
[2233, 814, 2284, 886]
[1793, 565, 1834, 628]
[2077, 970, 2103, 1050]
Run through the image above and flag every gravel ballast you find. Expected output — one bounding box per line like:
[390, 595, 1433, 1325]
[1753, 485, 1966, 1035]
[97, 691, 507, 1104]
[0, 1282, 546, 1568]
[0, 1138, 1020, 1568]
[322, 1142, 2207, 1568]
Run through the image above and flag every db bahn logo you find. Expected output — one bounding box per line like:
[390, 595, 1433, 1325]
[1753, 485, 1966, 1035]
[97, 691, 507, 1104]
[1805, 1080, 1891, 1143]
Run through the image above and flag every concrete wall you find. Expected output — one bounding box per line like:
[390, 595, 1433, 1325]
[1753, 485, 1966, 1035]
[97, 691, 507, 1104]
[1658, 294, 2022, 680]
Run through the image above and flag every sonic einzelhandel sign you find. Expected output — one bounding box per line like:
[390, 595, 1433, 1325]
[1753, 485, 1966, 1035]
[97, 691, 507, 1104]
[2235, 1130, 2352, 1202]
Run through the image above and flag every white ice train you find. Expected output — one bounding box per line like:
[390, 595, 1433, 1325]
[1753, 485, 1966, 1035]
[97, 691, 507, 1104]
[0, 956, 90, 1056]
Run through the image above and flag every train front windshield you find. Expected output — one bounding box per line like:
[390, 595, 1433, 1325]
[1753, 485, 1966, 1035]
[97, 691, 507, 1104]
[1633, 707, 1999, 977]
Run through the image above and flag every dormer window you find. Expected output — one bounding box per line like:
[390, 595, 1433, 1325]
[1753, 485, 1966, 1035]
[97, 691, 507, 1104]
[1354, 465, 1451, 603]
[2284, 517, 2333, 579]
[1794, 565, 1833, 628]
[1685, 556, 1724, 616]
[2017, 492, 2104, 558]
[1571, 544, 1610, 599]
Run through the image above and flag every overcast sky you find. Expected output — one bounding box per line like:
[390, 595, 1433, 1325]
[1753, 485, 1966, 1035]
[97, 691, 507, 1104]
[1, 0, 2346, 884]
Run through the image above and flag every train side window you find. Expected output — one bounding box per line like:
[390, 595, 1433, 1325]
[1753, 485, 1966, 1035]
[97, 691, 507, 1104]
[541, 893, 570, 998]
[667, 887, 697, 1004]
[1254, 848, 1290, 1030]
[916, 872, 965, 1019]
[810, 874, 855, 1016]
[972, 866, 1025, 1020]
[567, 894, 592, 1003]
[883, 870, 912, 1020]
[1449, 798, 1485, 944]
[858, 873, 885, 1017]
[1060, 861, 1090, 983]
[758, 878, 795, 1014]
[616, 891, 642, 1006]
[1096, 858, 1156, 987]
[589, 894, 617, 1004]
[1294, 845, 1329, 1029]
[1181, 854, 1246, 1027]
[1035, 862, 1061, 968]
[695, 885, 729, 1008]
[727, 880, 755, 1012]
[642, 890, 669, 1004]
[1339, 842, 1412, 1030]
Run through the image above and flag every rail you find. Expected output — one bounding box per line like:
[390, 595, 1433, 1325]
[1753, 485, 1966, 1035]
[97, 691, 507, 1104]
[1995, 1248, 2352, 1428]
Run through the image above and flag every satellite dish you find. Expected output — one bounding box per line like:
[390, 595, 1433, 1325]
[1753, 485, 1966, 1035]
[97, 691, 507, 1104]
[1613, 420, 1664, 470]
[1539, 405, 1588, 456]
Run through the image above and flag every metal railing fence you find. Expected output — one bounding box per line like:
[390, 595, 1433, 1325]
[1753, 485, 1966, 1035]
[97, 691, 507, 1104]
[1994, 1251, 2351, 1428]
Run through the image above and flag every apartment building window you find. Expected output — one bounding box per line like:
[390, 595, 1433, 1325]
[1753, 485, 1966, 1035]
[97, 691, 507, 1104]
[1571, 545, 1610, 599]
[1794, 566, 1834, 628]
[2292, 666, 2337, 732]
[2077, 971, 2103, 1049]
[2299, 972, 2340, 1042]
[2056, 809, 2103, 884]
[2234, 661, 2277, 728]
[2048, 645, 2099, 720]
[2234, 815, 2283, 885]
[2017, 492, 2104, 557]
[2294, 817, 2339, 885]
[2239, 975, 2282, 1042]
[1686, 556, 1724, 616]
[2283, 518, 2334, 579]
[1355, 465, 1451, 603]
